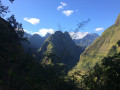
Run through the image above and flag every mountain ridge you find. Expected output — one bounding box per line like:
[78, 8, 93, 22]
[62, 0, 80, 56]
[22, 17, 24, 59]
[38, 31, 85, 69]
[74, 14, 120, 72]
[73, 33, 99, 47]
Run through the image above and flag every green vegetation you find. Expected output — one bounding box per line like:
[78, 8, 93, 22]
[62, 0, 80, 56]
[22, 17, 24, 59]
[38, 31, 84, 71]
[74, 14, 120, 73]
[0, 17, 80, 90]
[7, 15, 28, 42]
[83, 53, 120, 90]
[1, 0, 120, 89]
[0, 0, 14, 17]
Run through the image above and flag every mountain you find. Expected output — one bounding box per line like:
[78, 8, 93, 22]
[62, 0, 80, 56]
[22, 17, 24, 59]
[73, 33, 99, 47]
[75, 14, 120, 72]
[38, 31, 85, 69]
[21, 33, 51, 59]
[28, 33, 51, 49]
[0, 17, 79, 90]
[115, 14, 120, 26]
[24, 31, 32, 38]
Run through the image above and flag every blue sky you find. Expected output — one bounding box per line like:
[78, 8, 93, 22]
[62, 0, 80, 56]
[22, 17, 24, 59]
[2, 0, 120, 36]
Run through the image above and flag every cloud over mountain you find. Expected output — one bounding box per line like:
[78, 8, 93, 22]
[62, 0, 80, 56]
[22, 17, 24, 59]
[34, 28, 54, 36]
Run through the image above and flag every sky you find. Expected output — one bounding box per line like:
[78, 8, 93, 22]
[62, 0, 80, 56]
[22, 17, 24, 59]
[2, 0, 120, 36]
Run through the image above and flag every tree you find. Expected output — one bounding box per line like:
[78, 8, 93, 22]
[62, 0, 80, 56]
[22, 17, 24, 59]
[83, 53, 120, 90]
[7, 15, 28, 42]
[74, 19, 90, 33]
[0, 0, 9, 17]
[117, 40, 120, 47]
[71, 19, 90, 37]
[0, 0, 14, 17]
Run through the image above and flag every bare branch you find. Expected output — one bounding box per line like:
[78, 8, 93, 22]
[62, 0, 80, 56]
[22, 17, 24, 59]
[72, 19, 90, 37]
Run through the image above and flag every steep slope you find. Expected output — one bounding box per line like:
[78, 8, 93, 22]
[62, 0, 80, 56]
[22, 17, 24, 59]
[0, 17, 78, 90]
[73, 33, 99, 47]
[38, 31, 84, 69]
[24, 31, 32, 38]
[76, 14, 120, 71]
[115, 14, 120, 26]
[0, 17, 48, 90]
[28, 34, 44, 49]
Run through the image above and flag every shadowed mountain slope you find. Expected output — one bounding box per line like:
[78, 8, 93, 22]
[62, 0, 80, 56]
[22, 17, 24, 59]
[28, 33, 51, 49]
[38, 31, 85, 69]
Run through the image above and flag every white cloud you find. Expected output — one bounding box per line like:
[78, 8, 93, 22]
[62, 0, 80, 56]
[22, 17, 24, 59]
[61, 2, 67, 6]
[69, 32, 89, 39]
[24, 18, 40, 25]
[62, 10, 74, 16]
[95, 28, 104, 31]
[57, 2, 67, 10]
[34, 28, 55, 36]
[57, 6, 63, 10]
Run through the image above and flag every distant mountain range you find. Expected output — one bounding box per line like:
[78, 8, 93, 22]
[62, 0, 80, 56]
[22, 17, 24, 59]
[21, 33, 51, 54]
[29, 33, 51, 49]
[73, 33, 99, 47]
[22, 30, 99, 62]
[25, 31, 99, 49]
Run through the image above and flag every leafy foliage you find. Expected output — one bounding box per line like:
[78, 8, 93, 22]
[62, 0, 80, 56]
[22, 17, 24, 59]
[117, 40, 120, 46]
[7, 15, 28, 42]
[83, 53, 120, 90]
[0, 0, 14, 17]
[0, 0, 9, 17]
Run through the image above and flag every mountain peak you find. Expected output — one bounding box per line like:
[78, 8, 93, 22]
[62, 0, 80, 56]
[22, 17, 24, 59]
[54, 31, 63, 35]
[115, 14, 120, 26]
[45, 33, 51, 36]
[32, 34, 41, 38]
[38, 30, 84, 69]
[64, 31, 71, 38]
